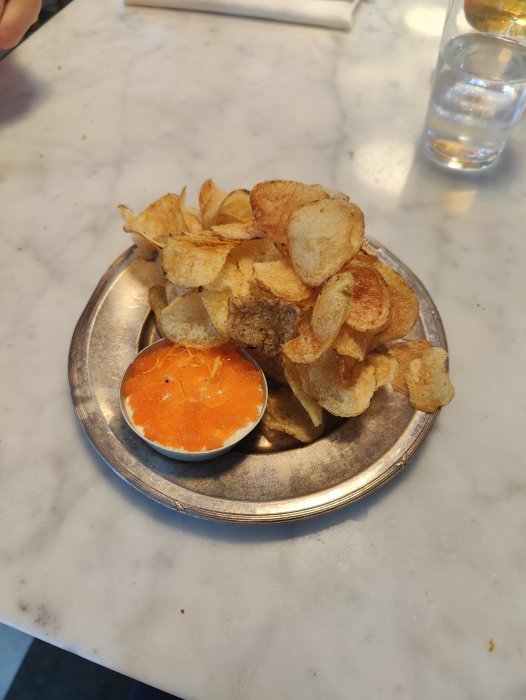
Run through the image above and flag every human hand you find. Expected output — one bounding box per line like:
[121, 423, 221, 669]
[0, 0, 42, 50]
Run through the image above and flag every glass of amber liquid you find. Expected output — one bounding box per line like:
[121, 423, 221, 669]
[464, 0, 526, 37]
[422, 0, 526, 171]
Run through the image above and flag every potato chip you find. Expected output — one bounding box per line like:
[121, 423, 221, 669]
[299, 350, 377, 418]
[159, 291, 225, 348]
[166, 282, 192, 302]
[154, 230, 222, 247]
[333, 325, 373, 361]
[150, 253, 165, 286]
[118, 194, 186, 248]
[365, 258, 420, 347]
[286, 198, 364, 287]
[282, 343, 315, 372]
[179, 186, 203, 235]
[296, 288, 320, 311]
[148, 285, 167, 333]
[282, 272, 354, 364]
[323, 188, 350, 201]
[200, 287, 231, 336]
[199, 179, 227, 229]
[263, 387, 325, 443]
[129, 233, 157, 257]
[118, 204, 135, 229]
[253, 258, 312, 302]
[282, 356, 323, 427]
[311, 272, 354, 340]
[229, 238, 282, 296]
[338, 351, 395, 392]
[354, 246, 378, 263]
[227, 296, 302, 357]
[343, 261, 390, 333]
[216, 189, 253, 224]
[406, 347, 454, 412]
[211, 222, 262, 240]
[161, 237, 232, 288]
[386, 340, 432, 393]
[335, 353, 356, 387]
[250, 180, 330, 251]
[230, 237, 282, 270]
[206, 258, 251, 297]
[366, 352, 398, 388]
[182, 210, 203, 235]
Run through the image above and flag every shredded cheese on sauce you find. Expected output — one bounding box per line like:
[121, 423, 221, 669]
[123, 343, 264, 452]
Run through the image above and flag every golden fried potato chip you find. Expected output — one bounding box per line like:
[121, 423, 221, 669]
[354, 246, 379, 264]
[282, 272, 354, 364]
[406, 347, 454, 412]
[282, 356, 323, 427]
[227, 296, 302, 357]
[286, 199, 364, 287]
[118, 194, 187, 249]
[154, 230, 222, 247]
[129, 233, 157, 257]
[343, 261, 390, 333]
[366, 259, 420, 347]
[335, 353, 356, 387]
[159, 291, 225, 348]
[311, 272, 354, 340]
[333, 325, 373, 361]
[323, 188, 350, 201]
[299, 350, 376, 418]
[206, 257, 251, 297]
[182, 210, 203, 235]
[211, 222, 262, 240]
[263, 387, 324, 443]
[216, 189, 253, 224]
[250, 180, 330, 251]
[386, 340, 432, 393]
[161, 237, 232, 288]
[253, 258, 312, 302]
[338, 352, 395, 391]
[179, 186, 203, 235]
[199, 179, 227, 229]
[296, 287, 320, 311]
[148, 285, 168, 334]
[230, 237, 282, 270]
[165, 282, 192, 302]
[366, 352, 398, 388]
[228, 238, 282, 296]
[200, 287, 231, 336]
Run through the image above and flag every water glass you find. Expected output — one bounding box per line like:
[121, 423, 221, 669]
[422, 0, 526, 171]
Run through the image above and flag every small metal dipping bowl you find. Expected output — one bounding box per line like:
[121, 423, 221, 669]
[120, 339, 268, 462]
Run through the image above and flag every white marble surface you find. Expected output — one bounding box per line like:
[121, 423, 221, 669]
[1, 0, 526, 698]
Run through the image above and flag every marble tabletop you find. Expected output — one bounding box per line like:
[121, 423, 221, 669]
[1, 0, 526, 698]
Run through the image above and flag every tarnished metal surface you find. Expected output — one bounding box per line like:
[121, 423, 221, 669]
[68, 240, 446, 524]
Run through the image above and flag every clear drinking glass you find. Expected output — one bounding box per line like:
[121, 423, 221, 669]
[422, 0, 526, 171]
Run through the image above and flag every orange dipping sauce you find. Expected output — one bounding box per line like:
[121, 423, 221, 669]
[122, 341, 265, 453]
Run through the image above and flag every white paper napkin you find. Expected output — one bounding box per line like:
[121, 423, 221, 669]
[125, 0, 361, 31]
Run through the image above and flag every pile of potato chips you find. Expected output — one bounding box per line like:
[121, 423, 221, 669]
[119, 179, 454, 444]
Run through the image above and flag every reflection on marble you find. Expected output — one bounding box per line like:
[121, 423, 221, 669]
[404, 5, 445, 37]
[1, 0, 526, 699]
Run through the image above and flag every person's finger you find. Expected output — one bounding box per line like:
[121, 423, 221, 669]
[0, 0, 42, 50]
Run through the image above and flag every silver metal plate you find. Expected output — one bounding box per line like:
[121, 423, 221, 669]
[68, 240, 446, 524]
